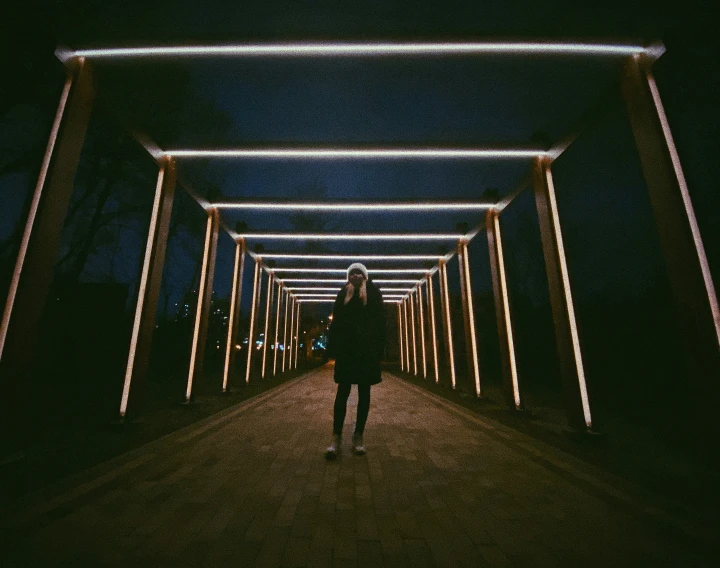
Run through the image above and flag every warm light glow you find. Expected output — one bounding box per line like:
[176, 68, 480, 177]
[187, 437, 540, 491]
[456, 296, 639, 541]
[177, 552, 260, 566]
[273, 280, 282, 375]
[272, 268, 429, 274]
[261, 273, 274, 378]
[238, 233, 461, 240]
[460, 242, 481, 397]
[245, 261, 261, 384]
[398, 305, 405, 372]
[120, 163, 165, 417]
[282, 289, 290, 372]
[0, 72, 73, 363]
[646, 70, 720, 348]
[294, 303, 301, 368]
[215, 201, 493, 211]
[441, 262, 456, 388]
[403, 300, 411, 371]
[544, 162, 592, 428]
[287, 296, 296, 370]
[187, 213, 215, 401]
[279, 278, 420, 284]
[418, 284, 427, 379]
[259, 253, 442, 260]
[167, 148, 544, 159]
[223, 242, 243, 391]
[68, 42, 647, 60]
[297, 298, 402, 303]
[427, 274, 440, 383]
[492, 213, 521, 409]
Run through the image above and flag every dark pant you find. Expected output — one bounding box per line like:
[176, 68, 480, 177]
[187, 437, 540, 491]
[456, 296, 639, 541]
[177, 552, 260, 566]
[333, 383, 371, 436]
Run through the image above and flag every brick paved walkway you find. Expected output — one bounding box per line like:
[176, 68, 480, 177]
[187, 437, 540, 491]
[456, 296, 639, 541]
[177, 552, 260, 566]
[0, 365, 715, 567]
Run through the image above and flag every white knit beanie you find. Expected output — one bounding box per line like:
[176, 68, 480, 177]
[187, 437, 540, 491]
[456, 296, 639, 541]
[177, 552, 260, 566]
[347, 262, 369, 280]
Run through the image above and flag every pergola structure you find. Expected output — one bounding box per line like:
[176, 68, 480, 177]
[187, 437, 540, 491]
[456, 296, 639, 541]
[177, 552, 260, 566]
[0, 41, 717, 438]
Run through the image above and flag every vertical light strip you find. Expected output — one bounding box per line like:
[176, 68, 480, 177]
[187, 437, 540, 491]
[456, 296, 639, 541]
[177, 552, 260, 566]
[461, 242, 481, 397]
[186, 213, 214, 401]
[245, 260, 261, 384]
[273, 280, 282, 375]
[294, 302, 301, 368]
[646, 69, 720, 347]
[119, 165, 165, 416]
[282, 289, 290, 371]
[441, 262, 456, 388]
[1, 73, 73, 361]
[544, 165, 592, 428]
[403, 299, 411, 371]
[409, 292, 418, 375]
[493, 213, 522, 408]
[222, 242, 242, 391]
[398, 304, 404, 371]
[288, 296, 296, 370]
[427, 274, 440, 383]
[261, 273, 274, 378]
[418, 284, 427, 378]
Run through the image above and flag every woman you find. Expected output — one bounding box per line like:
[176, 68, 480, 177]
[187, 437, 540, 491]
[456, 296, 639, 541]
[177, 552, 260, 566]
[325, 263, 386, 458]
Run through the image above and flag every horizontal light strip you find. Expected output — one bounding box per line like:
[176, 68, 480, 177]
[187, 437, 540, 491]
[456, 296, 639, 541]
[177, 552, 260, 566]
[165, 148, 543, 159]
[272, 268, 429, 274]
[285, 287, 413, 292]
[67, 42, 647, 60]
[298, 298, 401, 303]
[293, 292, 406, 298]
[213, 201, 493, 211]
[238, 233, 460, 240]
[279, 278, 420, 284]
[260, 253, 441, 260]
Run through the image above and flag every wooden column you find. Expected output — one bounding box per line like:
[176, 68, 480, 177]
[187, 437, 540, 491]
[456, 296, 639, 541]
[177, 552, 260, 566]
[438, 261, 456, 388]
[533, 156, 592, 431]
[486, 210, 523, 410]
[261, 273, 275, 379]
[223, 240, 246, 392]
[0, 58, 96, 447]
[273, 280, 283, 376]
[120, 159, 176, 418]
[185, 209, 220, 402]
[245, 260, 262, 384]
[427, 273, 440, 383]
[622, 53, 720, 421]
[457, 240, 481, 396]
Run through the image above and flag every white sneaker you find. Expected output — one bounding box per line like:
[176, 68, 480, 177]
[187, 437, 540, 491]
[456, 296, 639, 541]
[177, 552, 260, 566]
[352, 434, 366, 455]
[325, 435, 341, 459]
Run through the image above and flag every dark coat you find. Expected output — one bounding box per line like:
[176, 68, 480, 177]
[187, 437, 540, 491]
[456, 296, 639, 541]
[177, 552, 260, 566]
[327, 281, 386, 385]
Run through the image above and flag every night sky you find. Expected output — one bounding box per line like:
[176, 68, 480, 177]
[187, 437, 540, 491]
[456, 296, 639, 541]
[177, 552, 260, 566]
[2, 0, 718, 320]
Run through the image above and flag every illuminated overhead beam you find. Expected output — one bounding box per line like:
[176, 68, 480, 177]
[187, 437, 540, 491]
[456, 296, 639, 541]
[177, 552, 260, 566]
[237, 233, 460, 241]
[271, 268, 429, 274]
[212, 201, 494, 211]
[285, 287, 414, 292]
[259, 253, 442, 260]
[61, 42, 654, 60]
[164, 148, 544, 159]
[278, 278, 421, 284]
[298, 298, 401, 303]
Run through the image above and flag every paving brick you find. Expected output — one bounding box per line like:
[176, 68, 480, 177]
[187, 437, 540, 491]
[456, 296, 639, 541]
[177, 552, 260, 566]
[0, 366, 713, 567]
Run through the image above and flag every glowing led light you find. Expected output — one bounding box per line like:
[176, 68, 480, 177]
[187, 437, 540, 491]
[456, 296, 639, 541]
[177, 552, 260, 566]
[492, 213, 521, 409]
[427, 274, 440, 383]
[259, 253, 442, 260]
[294, 302, 300, 367]
[441, 262, 456, 388]
[214, 201, 493, 211]
[187, 214, 215, 401]
[223, 242, 243, 391]
[245, 261, 261, 384]
[418, 284, 427, 379]
[0, 71, 73, 362]
[282, 289, 290, 372]
[166, 148, 543, 159]
[460, 242, 481, 397]
[279, 278, 420, 284]
[238, 233, 461, 241]
[543, 161, 592, 428]
[403, 300, 411, 371]
[398, 306, 405, 372]
[645, 70, 720, 348]
[120, 164, 166, 417]
[68, 42, 647, 60]
[273, 281, 282, 375]
[261, 273, 275, 378]
[271, 268, 429, 274]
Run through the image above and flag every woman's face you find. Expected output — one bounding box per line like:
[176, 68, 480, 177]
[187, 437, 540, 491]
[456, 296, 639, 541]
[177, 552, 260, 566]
[349, 270, 365, 288]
